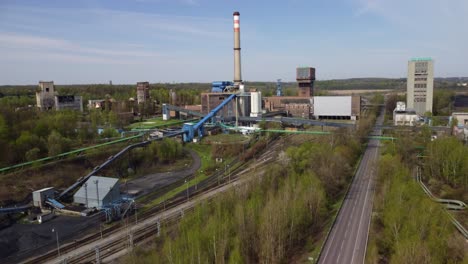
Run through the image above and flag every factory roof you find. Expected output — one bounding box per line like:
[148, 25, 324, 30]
[73, 176, 119, 200]
[33, 187, 54, 193]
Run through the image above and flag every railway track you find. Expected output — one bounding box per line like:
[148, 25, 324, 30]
[23, 136, 288, 264]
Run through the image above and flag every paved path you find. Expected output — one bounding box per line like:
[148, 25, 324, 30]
[319, 113, 383, 264]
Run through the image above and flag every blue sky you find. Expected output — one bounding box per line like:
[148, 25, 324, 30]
[0, 0, 467, 84]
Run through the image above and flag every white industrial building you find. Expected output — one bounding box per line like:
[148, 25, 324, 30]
[250, 91, 262, 117]
[312, 96, 360, 120]
[32, 187, 55, 208]
[451, 112, 468, 140]
[74, 176, 120, 209]
[451, 112, 468, 127]
[393, 102, 418, 126]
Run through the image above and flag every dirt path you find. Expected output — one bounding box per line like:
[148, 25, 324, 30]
[123, 149, 201, 197]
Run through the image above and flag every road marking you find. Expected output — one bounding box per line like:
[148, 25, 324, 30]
[350, 145, 377, 264]
[336, 239, 345, 263]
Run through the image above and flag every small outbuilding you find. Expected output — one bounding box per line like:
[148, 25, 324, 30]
[393, 102, 419, 126]
[73, 176, 120, 209]
[32, 187, 55, 208]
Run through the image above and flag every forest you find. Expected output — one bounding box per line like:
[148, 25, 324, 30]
[122, 110, 377, 263]
[366, 122, 467, 263]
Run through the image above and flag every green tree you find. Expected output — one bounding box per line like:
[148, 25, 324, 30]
[25, 147, 41, 161]
[47, 130, 70, 156]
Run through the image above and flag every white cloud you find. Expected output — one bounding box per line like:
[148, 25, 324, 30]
[0, 32, 164, 62]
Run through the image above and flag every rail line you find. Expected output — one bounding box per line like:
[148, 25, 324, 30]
[23, 136, 286, 264]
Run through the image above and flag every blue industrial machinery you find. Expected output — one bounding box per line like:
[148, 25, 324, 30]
[0, 204, 31, 215]
[46, 198, 65, 209]
[183, 94, 237, 142]
[211, 81, 234, 93]
[276, 79, 283, 96]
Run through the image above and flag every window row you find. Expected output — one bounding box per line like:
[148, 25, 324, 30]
[414, 83, 427, 88]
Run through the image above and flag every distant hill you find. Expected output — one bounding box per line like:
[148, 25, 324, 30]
[1, 77, 467, 96]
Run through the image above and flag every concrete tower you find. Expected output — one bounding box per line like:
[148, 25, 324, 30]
[136, 82, 150, 104]
[407, 58, 434, 116]
[296, 67, 315, 97]
[233, 11, 242, 85]
[36, 81, 56, 110]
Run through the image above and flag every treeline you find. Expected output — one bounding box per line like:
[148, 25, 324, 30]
[0, 98, 126, 166]
[125, 129, 365, 263]
[367, 153, 466, 263]
[108, 138, 185, 178]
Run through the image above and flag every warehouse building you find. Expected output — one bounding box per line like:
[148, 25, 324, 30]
[313, 96, 361, 120]
[73, 176, 120, 209]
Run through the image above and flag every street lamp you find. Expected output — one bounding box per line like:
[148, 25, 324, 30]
[134, 200, 138, 224]
[51, 228, 60, 257]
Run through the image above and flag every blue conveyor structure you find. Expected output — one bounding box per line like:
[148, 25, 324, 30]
[182, 93, 237, 142]
[0, 204, 31, 214]
[211, 81, 234, 92]
[46, 198, 65, 209]
[58, 131, 184, 199]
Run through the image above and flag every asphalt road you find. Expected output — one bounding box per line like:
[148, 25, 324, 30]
[319, 113, 383, 264]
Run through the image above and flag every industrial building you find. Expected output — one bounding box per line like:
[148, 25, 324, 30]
[137, 82, 150, 104]
[393, 102, 418, 126]
[32, 187, 55, 208]
[451, 112, 468, 127]
[55, 95, 83, 112]
[313, 96, 360, 120]
[37, 81, 83, 112]
[73, 176, 120, 209]
[36, 81, 56, 110]
[407, 58, 434, 116]
[451, 112, 468, 140]
[296, 67, 315, 97]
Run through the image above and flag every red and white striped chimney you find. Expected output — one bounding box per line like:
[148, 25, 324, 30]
[233, 11, 242, 85]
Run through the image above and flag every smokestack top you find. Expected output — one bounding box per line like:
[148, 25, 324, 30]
[233, 11, 240, 16]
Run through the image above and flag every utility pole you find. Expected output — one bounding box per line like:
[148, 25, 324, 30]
[94, 179, 99, 208]
[51, 228, 60, 257]
[134, 201, 138, 224]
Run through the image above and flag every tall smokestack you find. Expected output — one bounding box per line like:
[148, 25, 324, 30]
[233, 11, 242, 85]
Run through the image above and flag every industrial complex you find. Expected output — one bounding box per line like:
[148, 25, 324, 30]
[0, 7, 467, 264]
